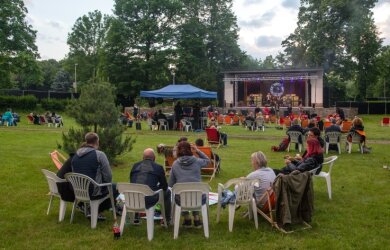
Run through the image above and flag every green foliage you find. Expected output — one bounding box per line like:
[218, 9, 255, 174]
[62, 81, 135, 160]
[0, 95, 37, 109]
[40, 99, 70, 112]
[51, 70, 72, 91]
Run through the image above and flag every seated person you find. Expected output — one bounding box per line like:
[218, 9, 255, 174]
[309, 127, 325, 148]
[45, 112, 53, 124]
[325, 118, 341, 142]
[347, 116, 366, 146]
[209, 124, 228, 146]
[56, 153, 76, 202]
[195, 138, 221, 171]
[51, 112, 64, 127]
[157, 110, 167, 120]
[274, 138, 324, 175]
[2, 108, 14, 126]
[247, 151, 276, 208]
[209, 117, 217, 127]
[32, 112, 40, 125]
[287, 118, 305, 144]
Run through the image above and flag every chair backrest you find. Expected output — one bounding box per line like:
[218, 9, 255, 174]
[255, 117, 264, 126]
[197, 146, 213, 159]
[117, 183, 155, 211]
[158, 119, 168, 125]
[50, 150, 66, 170]
[322, 155, 338, 175]
[351, 133, 363, 143]
[205, 128, 220, 144]
[41, 169, 63, 195]
[284, 118, 291, 127]
[245, 120, 254, 128]
[232, 116, 240, 125]
[224, 116, 232, 125]
[172, 182, 210, 209]
[40, 116, 47, 124]
[65, 173, 99, 202]
[323, 121, 332, 129]
[217, 115, 224, 125]
[325, 131, 341, 144]
[234, 179, 258, 204]
[27, 115, 34, 123]
[287, 131, 303, 143]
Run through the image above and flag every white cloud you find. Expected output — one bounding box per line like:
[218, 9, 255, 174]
[281, 0, 300, 9]
[255, 35, 283, 48]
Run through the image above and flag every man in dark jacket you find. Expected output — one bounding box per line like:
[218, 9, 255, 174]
[130, 148, 171, 224]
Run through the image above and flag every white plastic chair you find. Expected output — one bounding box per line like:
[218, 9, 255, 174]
[347, 133, 363, 154]
[41, 169, 69, 222]
[325, 131, 341, 154]
[117, 183, 167, 241]
[313, 156, 338, 199]
[172, 182, 210, 239]
[255, 117, 265, 131]
[65, 173, 117, 229]
[158, 119, 168, 130]
[245, 120, 255, 131]
[287, 131, 304, 152]
[216, 178, 259, 232]
[180, 119, 192, 132]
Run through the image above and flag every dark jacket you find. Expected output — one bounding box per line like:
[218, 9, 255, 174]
[274, 171, 314, 225]
[130, 159, 167, 191]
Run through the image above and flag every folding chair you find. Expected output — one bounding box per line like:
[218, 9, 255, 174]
[117, 183, 167, 241]
[287, 131, 304, 152]
[255, 117, 265, 131]
[50, 150, 67, 170]
[163, 146, 176, 175]
[216, 178, 259, 232]
[172, 182, 210, 239]
[27, 115, 34, 124]
[381, 117, 390, 126]
[325, 131, 341, 154]
[65, 173, 117, 229]
[205, 128, 222, 149]
[196, 146, 219, 181]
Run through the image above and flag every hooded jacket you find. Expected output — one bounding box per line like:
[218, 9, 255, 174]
[168, 150, 210, 187]
[71, 146, 112, 196]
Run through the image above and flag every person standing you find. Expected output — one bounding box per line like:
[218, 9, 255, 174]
[192, 103, 200, 130]
[71, 132, 118, 216]
[130, 148, 171, 224]
[174, 101, 183, 129]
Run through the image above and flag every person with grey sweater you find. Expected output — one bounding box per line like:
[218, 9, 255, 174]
[168, 141, 210, 228]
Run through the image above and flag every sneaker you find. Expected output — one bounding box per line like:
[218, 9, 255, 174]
[193, 220, 202, 229]
[133, 219, 141, 225]
[182, 219, 192, 228]
[86, 214, 106, 221]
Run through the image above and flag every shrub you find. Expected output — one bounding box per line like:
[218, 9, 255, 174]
[40, 99, 69, 111]
[0, 95, 38, 110]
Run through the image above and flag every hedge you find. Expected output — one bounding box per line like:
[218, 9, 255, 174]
[0, 95, 38, 110]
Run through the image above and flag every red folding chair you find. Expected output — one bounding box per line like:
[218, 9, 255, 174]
[205, 128, 222, 149]
[50, 150, 67, 170]
[381, 117, 390, 126]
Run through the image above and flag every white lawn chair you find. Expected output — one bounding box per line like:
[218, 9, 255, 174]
[287, 131, 304, 152]
[41, 169, 70, 222]
[65, 173, 117, 229]
[180, 119, 192, 132]
[347, 133, 363, 154]
[158, 119, 169, 130]
[313, 156, 338, 199]
[172, 182, 210, 239]
[216, 178, 259, 232]
[325, 131, 341, 154]
[245, 120, 255, 131]
[117, 183, 167, 241]
[255, 117, 265, 131]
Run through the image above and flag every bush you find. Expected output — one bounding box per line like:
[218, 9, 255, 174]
[0, 95, 38, 110]
[40, 99, 69, 111]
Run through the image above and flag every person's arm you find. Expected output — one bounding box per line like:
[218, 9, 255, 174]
[97, 151, 112, 183]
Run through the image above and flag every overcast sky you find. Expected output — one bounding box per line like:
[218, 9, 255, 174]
[24, 0, 390, 61]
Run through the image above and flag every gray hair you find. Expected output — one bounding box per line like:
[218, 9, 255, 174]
[251, 151, 267, 168]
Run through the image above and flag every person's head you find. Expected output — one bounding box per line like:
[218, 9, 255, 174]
[352, 117, 363, 127]
[251, 151, 267, 169]
[158, 109, 162, 114]
[143, 148, 155, 161]
[292, 118, 300, 126]
[7, 108, 12, 112]
[195, 138, 204, 147]
[85, 132, 99, 148]
[330, 118, 336, 124]
[178, 137, 188, 143]
[306, 138, 323, 156]
[309, 127, 321, 138]
[177, 141, 193, 157]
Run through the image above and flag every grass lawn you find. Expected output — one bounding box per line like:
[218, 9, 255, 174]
[0, 114, 390, 249]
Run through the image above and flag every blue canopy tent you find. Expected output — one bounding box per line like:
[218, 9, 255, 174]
[140, 84, 217, 99]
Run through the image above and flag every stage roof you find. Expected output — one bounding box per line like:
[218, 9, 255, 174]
[140, 84, 217, 99]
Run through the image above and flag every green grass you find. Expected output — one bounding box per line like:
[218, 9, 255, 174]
[0, 114, 390, 249]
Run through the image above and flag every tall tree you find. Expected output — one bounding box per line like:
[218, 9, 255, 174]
[0, 0, 40, 88]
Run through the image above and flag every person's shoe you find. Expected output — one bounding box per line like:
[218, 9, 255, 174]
[97, 214, 106, 221]
[182, 219, 192, 228]
[193, 220, 203, 229]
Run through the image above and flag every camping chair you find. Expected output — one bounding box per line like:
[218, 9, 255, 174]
[117, 183, 167, 241]
[257, 172, 313, 233]
[232, 115, 240, 125]
[205, 128, 222, 149]
[39, 115, 48, 125]
[27, 114, 34, 124]
[224, 115, 232, 125]
[172, 182, 210, 239]
[381, 117, 390, 126]
[301, 119, 309, 128]
[65, 173, 117, 229]
[41, 169, 73, 222]
[323, 121, 332, 130]
[158, 119, 169, 130]
[50, 150, 67, 170]
[287, 131, 304, 152]
[325, 131, 341, 154]
[245, 120, 255, 131]
[217, 115, 224, 125]
[216, 178, 259, 232]
[196, 146, 219, 181]
[347, 133, 363, 154]
[341, 121, 352, 133]
[180, 119, 192, 132]
[313, 156, 338, 199]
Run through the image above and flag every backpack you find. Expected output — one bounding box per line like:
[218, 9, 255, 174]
[272, 137, 289, 152]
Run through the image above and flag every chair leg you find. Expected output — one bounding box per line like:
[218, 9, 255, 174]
[146, 208, 155, 241]
[337, 143, 341, 154]
[201, 205, 209, 238]
[325, 175, 332, 199]
[59, 200, 67, 222]
[47, 195, 54, 215]
[173, 205, 181, 239]
[216, 201, 221, 223]
[326, 143, 329, 154]
[90, 201, 99, 229]
[70, 201, 77, 224]
[348, 143, 352, 154]
[252, 200, 258, 229]
[287, 143, 291, 152]
[228, 204, 235, 232]
[120, 209, 127, 236]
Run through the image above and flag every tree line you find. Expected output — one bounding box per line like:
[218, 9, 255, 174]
[1, 0, 389, 106]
